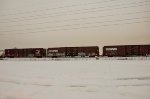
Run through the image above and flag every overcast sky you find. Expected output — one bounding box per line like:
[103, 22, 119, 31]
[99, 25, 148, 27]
[0, 0, 150, 52]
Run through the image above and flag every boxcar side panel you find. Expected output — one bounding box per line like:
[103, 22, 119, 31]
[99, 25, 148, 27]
[47, 47, 66, 57]
[126, 45, 140, 56]
[139, 45, 150, 56]
[66, 47, 78, 57]
[78, 46, 99, 57]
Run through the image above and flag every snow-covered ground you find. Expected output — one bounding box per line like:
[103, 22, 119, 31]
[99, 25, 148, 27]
[0, 60, 150, 99]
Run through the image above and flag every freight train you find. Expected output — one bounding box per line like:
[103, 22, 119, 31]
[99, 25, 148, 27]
[0, 45, 150, 58]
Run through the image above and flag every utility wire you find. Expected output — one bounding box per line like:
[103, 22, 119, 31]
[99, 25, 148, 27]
[1, 16, 149, 32]
[0, 21, 149, 36]
[1, 10, 149, 28]
[0, 0, 134, 16]
[0, 17, 149, 35]
[0, 0, 149, 36]
[0, 1, 149, 23]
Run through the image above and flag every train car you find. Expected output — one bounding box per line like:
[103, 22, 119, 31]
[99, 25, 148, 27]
[103, 45, 141, 57]
[103, 46, 126, 57]
[103, 44, 150, 57]
[47, 46, 99, 58]
[5, 48, 46, 58]
[47, 47, 66, 58]
[139, 45, 150, 56]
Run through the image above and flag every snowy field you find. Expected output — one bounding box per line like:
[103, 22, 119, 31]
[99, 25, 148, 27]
[0, 59, 150, 99]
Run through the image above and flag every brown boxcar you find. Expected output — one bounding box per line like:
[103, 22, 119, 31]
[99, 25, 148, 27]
[103, 44, 150, 57]
[47, 47, 66, 57]
[5, 48, 46, 58]
[103, 46, 126, 57]
[47, 46, 99, 57]
[139, 45, 150, 56]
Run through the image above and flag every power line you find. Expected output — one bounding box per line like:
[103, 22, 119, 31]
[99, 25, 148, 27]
[1, 1, 149, 19]
[0, 21, 149, 37]
[0, 16, 149, 35]
[0, 0, 133, 16]
[1, 10, 150, 28]
[0, 2, 149, 24]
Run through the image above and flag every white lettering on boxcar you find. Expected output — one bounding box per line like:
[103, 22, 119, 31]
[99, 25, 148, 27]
[48, 50, 58, 53]
[36, 50, 40, 54]
[106, 48, 117, 51]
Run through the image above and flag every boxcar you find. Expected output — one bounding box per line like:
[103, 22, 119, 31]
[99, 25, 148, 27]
[5, 48, 46, 58]
[47, 46, 99, 57]
[103, 44, 150, 57]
